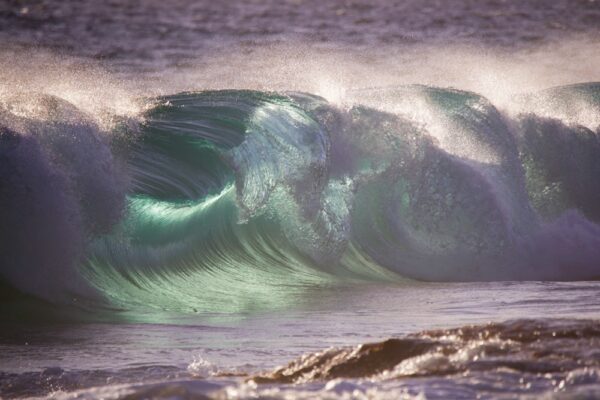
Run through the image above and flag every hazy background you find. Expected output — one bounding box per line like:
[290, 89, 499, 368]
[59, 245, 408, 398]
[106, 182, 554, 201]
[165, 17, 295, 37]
[0, 0, 599, 119]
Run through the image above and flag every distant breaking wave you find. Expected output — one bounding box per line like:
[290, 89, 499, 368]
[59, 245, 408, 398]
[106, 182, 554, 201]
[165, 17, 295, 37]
[1, 84, 599, 312]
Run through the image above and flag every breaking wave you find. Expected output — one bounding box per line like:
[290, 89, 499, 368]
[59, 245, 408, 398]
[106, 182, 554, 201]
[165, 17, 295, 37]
[1, 83, 599, 312]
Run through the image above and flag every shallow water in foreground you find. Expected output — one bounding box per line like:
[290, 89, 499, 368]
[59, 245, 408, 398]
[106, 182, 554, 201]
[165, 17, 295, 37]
[2, 282, 600, 399]
[1, 80, 600, 400]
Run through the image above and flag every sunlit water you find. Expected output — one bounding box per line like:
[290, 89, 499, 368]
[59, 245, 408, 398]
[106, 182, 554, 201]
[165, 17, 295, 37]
[1, 0, 599, 399]
[2, 282, 600, 398]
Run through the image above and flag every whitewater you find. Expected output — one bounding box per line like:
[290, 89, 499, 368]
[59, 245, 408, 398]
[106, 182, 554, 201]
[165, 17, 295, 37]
[1, 0, 600, 398]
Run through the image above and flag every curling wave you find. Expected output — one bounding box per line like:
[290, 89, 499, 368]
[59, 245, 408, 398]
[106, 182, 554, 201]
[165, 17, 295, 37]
[1, 84, 600, 312]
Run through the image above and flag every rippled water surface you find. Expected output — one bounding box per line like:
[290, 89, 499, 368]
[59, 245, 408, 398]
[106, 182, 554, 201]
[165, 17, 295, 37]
[2, 282, 600, 398]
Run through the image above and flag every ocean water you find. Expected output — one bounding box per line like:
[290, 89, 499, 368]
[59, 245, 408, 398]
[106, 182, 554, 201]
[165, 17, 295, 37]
[1, 0, 600, 399]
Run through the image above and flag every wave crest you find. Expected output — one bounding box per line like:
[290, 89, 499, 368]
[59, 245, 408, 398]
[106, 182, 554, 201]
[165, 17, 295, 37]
[2, 84, 600, 310]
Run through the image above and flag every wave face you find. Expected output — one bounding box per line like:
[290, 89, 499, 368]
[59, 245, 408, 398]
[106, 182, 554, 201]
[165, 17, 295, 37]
[1, 84, 600, 312]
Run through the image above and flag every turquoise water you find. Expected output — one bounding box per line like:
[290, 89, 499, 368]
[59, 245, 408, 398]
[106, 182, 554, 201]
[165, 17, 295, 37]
[1, 84, 600, 398]
[1, 1, 600, 398]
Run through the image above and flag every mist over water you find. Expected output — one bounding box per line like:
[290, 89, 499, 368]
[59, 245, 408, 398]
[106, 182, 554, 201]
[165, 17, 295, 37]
[1, 0, 599, 399]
